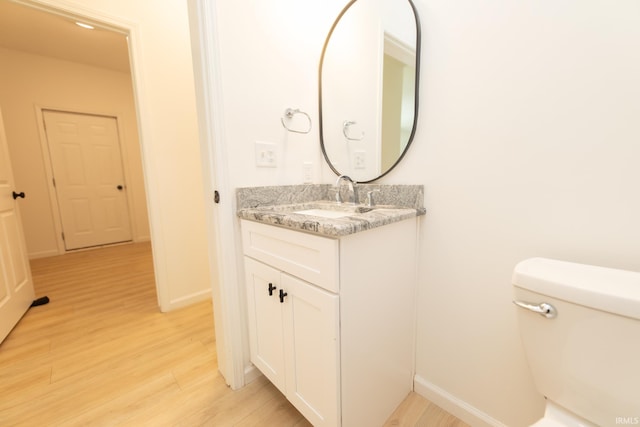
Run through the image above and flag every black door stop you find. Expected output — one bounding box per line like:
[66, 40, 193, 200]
[31, 296, 50, 307]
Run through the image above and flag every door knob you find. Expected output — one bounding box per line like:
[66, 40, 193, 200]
[12, 191, 25, 200]
[117, 185, 124, 191]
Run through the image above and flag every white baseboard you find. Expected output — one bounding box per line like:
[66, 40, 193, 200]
[28, 249, 60, 259]
[166, 288, 212, 311]
[414, 375, 508, 427]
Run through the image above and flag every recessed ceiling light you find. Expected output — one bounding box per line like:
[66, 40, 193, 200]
[75, 22, 94, 30]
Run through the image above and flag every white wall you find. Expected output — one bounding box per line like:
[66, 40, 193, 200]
[0, 47, 149, 258]
[400, 1, 640, 424]
[22, 0, 212, 311]
[212, 0, 345, 188]
[207, 0, 640, 425]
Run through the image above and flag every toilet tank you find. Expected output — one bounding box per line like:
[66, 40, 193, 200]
[513, 258, 640, 426]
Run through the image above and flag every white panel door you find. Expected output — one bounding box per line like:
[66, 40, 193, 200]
[0, 107, 35, 343]
[43, 111, 132, 250]
[282, 273, 340, 427]
[244, 257, 286, 393]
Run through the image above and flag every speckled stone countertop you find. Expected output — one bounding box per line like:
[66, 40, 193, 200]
[236, 184, 425, 237]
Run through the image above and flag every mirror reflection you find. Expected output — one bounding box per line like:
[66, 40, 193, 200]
[319, 0, 420, 183]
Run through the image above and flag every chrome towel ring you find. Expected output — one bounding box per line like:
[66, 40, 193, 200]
[281, 108, 312, 134]
[343, 120, 364, 141]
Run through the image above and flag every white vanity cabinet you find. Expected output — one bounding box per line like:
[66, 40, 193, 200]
[241, 217, 417, 427]
[244, 257, 340, 426]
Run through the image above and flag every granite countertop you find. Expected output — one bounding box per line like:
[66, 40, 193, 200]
[236, 184, 425, 237]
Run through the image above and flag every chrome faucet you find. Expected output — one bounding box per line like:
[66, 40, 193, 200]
[334, 175, 358, 204]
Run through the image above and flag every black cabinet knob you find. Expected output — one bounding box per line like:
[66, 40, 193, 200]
[12, 191, 25, 200]
[279, 289, 288, 303]
[268, 283, 276, 296]
[117, 185, 124, 191]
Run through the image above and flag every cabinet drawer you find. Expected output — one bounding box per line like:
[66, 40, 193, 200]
[241, 220, 339, 293]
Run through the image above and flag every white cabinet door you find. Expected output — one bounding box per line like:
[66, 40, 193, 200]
[282, 273, 340, 427]
[244, 257, 286, 393]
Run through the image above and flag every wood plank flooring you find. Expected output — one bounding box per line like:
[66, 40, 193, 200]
[0, 242, 467, 426]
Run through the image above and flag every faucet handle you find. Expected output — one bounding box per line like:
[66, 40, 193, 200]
[366, 189, 381, 207]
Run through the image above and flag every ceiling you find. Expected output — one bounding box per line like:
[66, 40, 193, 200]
[0, 0, 130, 73]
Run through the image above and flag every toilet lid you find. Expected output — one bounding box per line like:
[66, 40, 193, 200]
[531, 418, 566, 427]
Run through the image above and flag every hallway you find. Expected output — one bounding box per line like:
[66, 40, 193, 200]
[0, 243, 307, 426]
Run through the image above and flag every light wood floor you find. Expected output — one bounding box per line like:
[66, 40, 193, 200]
[0, 242, 467, 426]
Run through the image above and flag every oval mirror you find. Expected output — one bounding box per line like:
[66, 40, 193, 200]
[319, 0, 421, 183]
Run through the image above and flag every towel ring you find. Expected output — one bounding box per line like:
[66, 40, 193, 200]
[281, 108, 312, 134]
[343, 120, 364, 141]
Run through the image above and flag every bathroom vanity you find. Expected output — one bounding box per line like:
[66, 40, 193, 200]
[238, 184, 424, 426]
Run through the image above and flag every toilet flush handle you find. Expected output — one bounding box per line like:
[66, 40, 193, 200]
[513, 300, 557, 319]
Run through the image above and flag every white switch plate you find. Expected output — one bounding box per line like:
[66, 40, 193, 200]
[353, 150, 366, 169]
[255, 141, 277, 168]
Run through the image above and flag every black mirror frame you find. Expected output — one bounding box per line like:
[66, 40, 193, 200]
[318, 0, 421, 183]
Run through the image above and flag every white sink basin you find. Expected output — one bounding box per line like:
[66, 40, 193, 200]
[294, 209, 352, 219]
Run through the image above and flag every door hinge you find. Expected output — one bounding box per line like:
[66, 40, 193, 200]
[214, 190, 220, 204]
[61, 232, 65, 241]
[52, 177, 56, 187]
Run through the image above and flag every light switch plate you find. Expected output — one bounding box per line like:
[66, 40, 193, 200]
[255, 141, 277, 168]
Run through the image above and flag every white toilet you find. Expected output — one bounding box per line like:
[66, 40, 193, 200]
[512, 257, 640, 427]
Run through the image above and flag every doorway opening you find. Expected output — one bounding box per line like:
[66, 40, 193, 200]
[0, 2, 158, 301]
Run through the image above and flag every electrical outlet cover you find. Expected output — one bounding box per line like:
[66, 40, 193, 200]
[353, 151, 366, 169]
[303, 162, 313, 183]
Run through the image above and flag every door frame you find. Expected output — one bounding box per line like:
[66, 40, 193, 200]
[11, 0, 202, 326]
[36, 107, 139, 254]
[15, 0, 241, 389]
[187, 0, 245, 388]
[17, 0, 239, 388]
